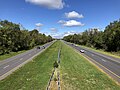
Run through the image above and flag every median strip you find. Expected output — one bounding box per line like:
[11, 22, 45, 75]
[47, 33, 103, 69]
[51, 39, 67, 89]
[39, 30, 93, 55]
[46, 45, 61, 90]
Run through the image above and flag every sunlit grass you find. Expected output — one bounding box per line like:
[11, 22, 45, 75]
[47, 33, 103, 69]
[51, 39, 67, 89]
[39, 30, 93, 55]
[0, 41, 120, 90]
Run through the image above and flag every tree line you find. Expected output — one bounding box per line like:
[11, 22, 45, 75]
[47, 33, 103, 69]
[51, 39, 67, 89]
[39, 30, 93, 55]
[0, 20, 53, 55]
[63, 19, 120, 52]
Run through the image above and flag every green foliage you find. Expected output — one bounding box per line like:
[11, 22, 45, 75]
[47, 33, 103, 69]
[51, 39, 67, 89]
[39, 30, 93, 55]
[54, 77, 57, 81]
[0, 20, 53, 55]
[104, 20, 120, 51]
[63, 19, 120, 52]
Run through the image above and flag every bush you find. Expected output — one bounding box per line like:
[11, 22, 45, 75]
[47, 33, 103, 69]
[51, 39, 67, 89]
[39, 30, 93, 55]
[53, 61, 58, 68]
[54, 77, 57, 81]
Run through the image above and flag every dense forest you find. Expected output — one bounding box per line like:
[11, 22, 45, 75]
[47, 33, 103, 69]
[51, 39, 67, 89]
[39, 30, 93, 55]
[0, 20, 53, 55]
[63, 19, 120, 52]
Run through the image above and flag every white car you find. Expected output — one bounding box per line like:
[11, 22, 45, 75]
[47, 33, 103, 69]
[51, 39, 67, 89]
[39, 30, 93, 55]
[75, 44, 78, 46]
[80, 50, 85, 53]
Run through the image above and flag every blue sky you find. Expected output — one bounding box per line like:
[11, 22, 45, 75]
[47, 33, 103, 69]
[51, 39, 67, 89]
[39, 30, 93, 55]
[0, 0, 120, 38]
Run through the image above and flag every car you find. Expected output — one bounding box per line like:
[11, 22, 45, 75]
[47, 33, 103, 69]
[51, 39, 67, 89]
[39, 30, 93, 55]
[75, 44, 78, 46]
[37, 46, 40, 49]
[43, 46, 45, 49]
[80, 49, 85, 53]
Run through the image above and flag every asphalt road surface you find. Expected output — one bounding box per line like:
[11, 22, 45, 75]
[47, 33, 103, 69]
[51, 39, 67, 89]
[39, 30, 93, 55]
[64, 41, 120, 83]
[0, 41, 55, 80]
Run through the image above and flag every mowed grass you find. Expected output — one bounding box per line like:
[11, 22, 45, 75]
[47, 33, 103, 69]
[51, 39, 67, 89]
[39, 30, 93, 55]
[0, 41, 60, 90]
[60, 42, 120, 90]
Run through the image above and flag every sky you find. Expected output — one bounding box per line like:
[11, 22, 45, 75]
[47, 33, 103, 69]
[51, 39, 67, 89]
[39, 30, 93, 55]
[0, 0, 120, 38]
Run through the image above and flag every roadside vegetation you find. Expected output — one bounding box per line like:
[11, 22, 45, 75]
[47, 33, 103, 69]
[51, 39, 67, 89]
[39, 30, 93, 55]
[0, 41, 60, 90]
[0, 50, 27, 61]
[79, 45, 120, 59]
[63, 19, 120, 55]
[60, 42, 120, 90]
[0, 43, 46, 61]
[0, 41, 120, 90]
[0, 20, 53, 55]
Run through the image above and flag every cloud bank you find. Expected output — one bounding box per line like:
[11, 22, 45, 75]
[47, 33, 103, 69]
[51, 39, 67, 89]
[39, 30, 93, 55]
[58, 20, 84, 27]
[35, 23, 43, 27]
[65, 11, 84, 19]
[50, 28, 58, 33]
[25, 0, 65, 9]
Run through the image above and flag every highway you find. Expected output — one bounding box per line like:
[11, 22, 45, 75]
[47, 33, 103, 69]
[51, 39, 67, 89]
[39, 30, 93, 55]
[0, 41, 55, 80]
[64, 41, 120, 83]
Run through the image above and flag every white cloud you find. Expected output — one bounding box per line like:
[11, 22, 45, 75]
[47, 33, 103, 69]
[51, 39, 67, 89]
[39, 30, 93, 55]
[49, 31, 79, 39]
[35, 23, 43, 27]
[63, 31, 78, 36]
[51, 33, 62, 38]
[25, 0, 65, 9]
[65, 11, 84, 18]
[58, 20, 65, 24]
[58, 20, 84, 27]
[35, 23, 43, 31]
[50, 28, 58, 33]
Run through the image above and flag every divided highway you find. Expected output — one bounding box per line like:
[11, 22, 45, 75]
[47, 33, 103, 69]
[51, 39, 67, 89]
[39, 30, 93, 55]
[0, 41, 55, 80]
[64, 41, 120, 83]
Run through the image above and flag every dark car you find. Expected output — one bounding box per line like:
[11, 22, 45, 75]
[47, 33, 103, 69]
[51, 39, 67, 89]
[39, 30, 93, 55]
[37, 46, 40, 49]
[43, 46, 45, 49]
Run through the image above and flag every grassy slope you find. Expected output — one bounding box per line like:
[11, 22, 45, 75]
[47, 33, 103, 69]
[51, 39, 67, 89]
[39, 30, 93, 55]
[0, 41, 60, 90]
[0, 44, 45, 61]
[80, 45, 120, 59]
[0, 50, 27, 61]
[60, 42, 120, 90]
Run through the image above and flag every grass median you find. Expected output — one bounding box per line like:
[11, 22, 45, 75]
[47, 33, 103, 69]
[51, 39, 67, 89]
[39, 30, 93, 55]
[60, 42, 120, 90]
[0, 41, 60, 90]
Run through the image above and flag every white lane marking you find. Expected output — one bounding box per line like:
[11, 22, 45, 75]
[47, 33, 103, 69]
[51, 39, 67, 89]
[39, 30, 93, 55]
[3, 65, 9, 69]
[29, 54, 31, 56]
[91, 54, 94, 56]
[20, 58, 23, 60]
[101, 59, 107, 62]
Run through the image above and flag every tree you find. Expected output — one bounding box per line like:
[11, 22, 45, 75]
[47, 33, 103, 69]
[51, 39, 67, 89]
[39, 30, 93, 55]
[63, 19, 120, 52]
[104, 20, 120, 51]
[53, 61, 59, 68]
[0, 20, 53, 55]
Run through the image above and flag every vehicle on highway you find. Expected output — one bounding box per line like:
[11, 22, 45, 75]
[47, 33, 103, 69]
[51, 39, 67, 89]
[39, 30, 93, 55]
[43, 46, 45, 49]
[37, 46, 40, 49]
[75, 44, 78, 46]
[80, 49, 85, 53]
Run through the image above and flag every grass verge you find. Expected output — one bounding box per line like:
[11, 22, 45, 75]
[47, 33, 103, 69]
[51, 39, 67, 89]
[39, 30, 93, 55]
[80, 45, 120, 59]
[0, 41, 60, 90]
[68, 42, 120, 59]
[60, 42, 120, 90]
[0, 50, 27, 61]
[0, 44, 45, 61]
